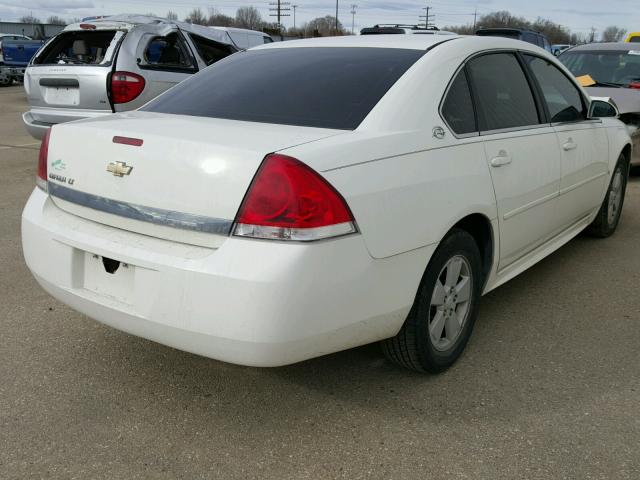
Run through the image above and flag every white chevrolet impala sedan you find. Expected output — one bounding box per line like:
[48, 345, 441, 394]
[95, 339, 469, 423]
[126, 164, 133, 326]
[22, 35, 632, 372]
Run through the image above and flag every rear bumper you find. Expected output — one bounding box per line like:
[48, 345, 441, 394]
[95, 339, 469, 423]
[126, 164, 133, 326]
[22, 188, 433, 366]
[23, 108, 113, 140]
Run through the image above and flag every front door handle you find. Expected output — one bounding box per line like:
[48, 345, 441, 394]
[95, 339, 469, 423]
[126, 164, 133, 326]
[490, 150, 512, 167]
[563, 138, 578, 151]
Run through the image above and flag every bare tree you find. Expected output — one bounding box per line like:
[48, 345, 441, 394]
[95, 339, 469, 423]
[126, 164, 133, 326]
[235, 6, 263, 30]
[166, 11, 178, 21]
[185, 8, 207, 25]
[46, 16, 66, 25]
[304, 16, 346, 36]
[20, 15, 41, 24]
[588, 27, 597, 43]
[601, 26, 627, 43]
[208, 8, 235, 27]
[446, 10, 577, 44]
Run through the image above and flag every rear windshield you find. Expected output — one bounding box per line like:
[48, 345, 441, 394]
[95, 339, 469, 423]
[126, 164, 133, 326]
[142, 47, 424, 130]
[33, 30, 119, 66]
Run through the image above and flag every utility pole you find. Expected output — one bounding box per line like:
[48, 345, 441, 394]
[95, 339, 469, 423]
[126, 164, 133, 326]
[350, 4, 357, 35]
[269, 0, 291, 34]
[473, 8, 477, 30]
[292, 4, 298, 30]
[335, 0, 339, 33]
[419, 5, 435, 29]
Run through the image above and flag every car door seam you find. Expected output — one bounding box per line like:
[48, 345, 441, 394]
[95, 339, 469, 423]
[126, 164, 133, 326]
[503, 191, 559, 220]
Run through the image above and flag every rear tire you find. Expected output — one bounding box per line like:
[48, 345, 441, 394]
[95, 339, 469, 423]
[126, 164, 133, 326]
[587, 154, 629, 238]
[381, 229, 483, 373]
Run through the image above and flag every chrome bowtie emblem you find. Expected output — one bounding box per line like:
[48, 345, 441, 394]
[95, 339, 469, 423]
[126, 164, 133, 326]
[107, 161, 133, 177]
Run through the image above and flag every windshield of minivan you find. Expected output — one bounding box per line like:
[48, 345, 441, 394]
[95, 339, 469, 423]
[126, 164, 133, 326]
[559, 50, 640, 87]
[33, 30, 120, 65]
[142, 47, 424, 130]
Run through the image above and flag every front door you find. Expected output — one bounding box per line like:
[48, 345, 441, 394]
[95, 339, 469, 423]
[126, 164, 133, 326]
[522, 54, 609, 224]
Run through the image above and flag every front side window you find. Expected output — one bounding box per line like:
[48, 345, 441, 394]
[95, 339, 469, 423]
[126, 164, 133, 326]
[142, 47, 424, 130]
[142, 32, 195, 71]
[188, 33, 235, 66]
[467, 53, 539, 131]
[525, 55, 586, 123]
[441, 69, 476, 135]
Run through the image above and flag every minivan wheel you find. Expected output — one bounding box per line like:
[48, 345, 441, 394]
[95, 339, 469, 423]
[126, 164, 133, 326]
[381, 229, 482, 373]
[587, 154, 629, 238]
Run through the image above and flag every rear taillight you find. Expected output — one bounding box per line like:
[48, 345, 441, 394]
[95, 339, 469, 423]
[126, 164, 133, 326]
[110, 71, 145, 104]
[36, 128, 51, 191]
[629, 82, 640, 90]
[233, 154, 356, 241]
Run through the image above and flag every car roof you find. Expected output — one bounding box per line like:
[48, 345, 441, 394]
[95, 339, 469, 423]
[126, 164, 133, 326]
[253, 34, 552, 54]
[476, 27, 542, 34]
[568, 42, 640, 51]
[255, 34, 457, 51]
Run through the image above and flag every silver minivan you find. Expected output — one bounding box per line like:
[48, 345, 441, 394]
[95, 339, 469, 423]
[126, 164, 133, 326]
[22, 15, 241, 139]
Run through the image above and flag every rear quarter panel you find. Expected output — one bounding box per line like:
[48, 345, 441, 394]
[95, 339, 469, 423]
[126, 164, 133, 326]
[281, 43, 498, 260]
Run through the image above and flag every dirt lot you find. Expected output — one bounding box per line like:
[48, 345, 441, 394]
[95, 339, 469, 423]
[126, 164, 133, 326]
[1, 84, 639, 479]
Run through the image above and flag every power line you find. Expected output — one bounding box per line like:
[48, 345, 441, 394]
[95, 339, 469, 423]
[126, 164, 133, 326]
[268, 0, 290, 28]
[418, 5, 435, 29]
[350, 4, 357, 34]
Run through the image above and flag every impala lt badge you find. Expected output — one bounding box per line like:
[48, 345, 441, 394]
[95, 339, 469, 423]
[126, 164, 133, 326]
[107, 161, 133, 177]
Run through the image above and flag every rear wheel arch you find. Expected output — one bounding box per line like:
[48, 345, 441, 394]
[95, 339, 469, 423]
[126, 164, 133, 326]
[621, 143, 632, 164]
[448, 213, 495, 288]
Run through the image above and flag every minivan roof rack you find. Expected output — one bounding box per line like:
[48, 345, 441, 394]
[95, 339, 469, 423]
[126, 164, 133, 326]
[372, 24, 440, 31]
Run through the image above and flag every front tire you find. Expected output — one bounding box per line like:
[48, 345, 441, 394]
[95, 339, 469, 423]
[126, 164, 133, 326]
[587, 154, 629, 238]
[381, 229, 483, 373]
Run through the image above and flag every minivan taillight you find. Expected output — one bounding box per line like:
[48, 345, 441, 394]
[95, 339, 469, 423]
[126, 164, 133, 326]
[36, 128, 51, 191]
[233, 154, 357, 241]
[110, 71, 145, 104]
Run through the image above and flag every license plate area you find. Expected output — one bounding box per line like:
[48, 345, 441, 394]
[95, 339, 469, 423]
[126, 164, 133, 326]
[83, 253, 134, 304]
[43, 86, 80, 106]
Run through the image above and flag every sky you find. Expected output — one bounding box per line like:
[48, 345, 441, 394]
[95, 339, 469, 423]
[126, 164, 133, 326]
[0, 0, 639, 37]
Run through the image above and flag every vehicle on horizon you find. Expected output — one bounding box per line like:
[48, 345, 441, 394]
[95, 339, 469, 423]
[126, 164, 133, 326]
[559, 42, 640, 166]
[552, 44, 571, 56]
[21, 14, 240, 139]
[0, 33, 37, 85]
[625, 32, 640, 43]
[476, 27, 552, 53]
[360, 24, 456, 36]
[23, 35, 631, 373]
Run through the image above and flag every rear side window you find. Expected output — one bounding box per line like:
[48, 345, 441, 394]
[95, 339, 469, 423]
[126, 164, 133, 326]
[441, 70, 476, 135]
[467, 53, 539, 131]
[143, 47, 424, 130]
[525, 55, 586, 123]
[141, 32, 196, 71]
[188, 33, 235, 66]
[33, 31, 118, 65]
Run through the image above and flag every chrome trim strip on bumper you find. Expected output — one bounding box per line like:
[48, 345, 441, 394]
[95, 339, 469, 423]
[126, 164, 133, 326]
[48, 182, 233, 235]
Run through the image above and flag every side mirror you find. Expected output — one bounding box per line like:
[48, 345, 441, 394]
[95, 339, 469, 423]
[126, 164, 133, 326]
[588, 98, 619, 119]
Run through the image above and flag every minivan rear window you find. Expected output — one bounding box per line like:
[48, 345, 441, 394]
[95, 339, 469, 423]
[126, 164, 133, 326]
[142, 47, 424, 130]
[33, 31, 119, 66]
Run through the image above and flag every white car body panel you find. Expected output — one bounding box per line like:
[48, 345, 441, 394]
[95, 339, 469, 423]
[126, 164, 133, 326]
[22, 35, 633, 366]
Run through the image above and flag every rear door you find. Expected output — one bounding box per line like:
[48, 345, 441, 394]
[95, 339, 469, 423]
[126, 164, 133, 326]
[523, 54, 609, 224]
[25, 29, 124, 114]
[467, 52, 563, 269]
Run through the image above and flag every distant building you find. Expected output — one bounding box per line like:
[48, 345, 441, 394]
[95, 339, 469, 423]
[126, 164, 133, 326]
[0, 21, 65, 39]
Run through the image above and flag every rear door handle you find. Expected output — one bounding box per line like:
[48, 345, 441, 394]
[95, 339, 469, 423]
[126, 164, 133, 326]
[563, 139, 578, 151]
[490, 150, 512, 167]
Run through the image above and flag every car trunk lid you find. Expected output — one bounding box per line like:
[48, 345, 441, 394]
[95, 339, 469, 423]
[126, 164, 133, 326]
[46, 112, 344, 248]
